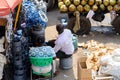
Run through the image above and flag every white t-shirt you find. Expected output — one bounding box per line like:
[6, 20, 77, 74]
[54, 29, 74, 55]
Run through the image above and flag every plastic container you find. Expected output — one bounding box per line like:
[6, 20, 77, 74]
[59, 56, 73, 70]
[72, 34, 78, 50]
[14, 74, 26, 80]
[30, 57, 53, 67]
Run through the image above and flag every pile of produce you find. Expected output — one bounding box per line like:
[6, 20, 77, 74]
[58, 0, 120, 13]
[81, 40, 115, 71]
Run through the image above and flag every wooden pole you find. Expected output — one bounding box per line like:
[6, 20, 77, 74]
[14, 3, 22, 31]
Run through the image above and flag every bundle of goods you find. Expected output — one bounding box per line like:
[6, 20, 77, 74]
[29, 46, 55, 75]
[12, 30, 29, 80]
[80, 40, 116, 71]
[22, 1, 47, 28]
[58, 0, 120, 13]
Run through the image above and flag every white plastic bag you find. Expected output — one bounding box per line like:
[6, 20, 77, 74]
[112, 48, 120, 62]
[32, 64, 52, 74]
[99, 64, 120, 80]
[99, 54, 120, 80]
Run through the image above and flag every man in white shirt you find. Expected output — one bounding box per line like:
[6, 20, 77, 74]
[47, 24, 74, 59]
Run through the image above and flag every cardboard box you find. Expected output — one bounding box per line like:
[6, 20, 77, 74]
[77, 56, 92, 80]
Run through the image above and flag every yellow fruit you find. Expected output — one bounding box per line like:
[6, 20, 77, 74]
[69, 4, 76, 12]
[100, 4, 105, 10]
[117, 0, 120, 5]
[84, 4, 91, 12]
[58, 0, 63, 2]
[60, 4, 68, 12]
[107, 5, 113, 11]
[63, 0, 66, 2]
[113, 5, 120, 11]
[96, 0, 102, 4]
[92, 4, 98, 11]
[73, 0, 80, 6]
[58, 2, 64, 8]
[110, 0, 116, 6]
[81, 0, 87, 6]
[103, 0, 109, 6]
[77, 5, 84, 12]
[89, 0, 95, 6]
[64, 0, 71, 6]
[70, 0, 73, 2]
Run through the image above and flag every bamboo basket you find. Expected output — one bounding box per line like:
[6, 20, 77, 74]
[0, 18, 7, 26]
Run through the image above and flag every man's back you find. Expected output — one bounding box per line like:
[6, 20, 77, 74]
[54, 29, 74, 55]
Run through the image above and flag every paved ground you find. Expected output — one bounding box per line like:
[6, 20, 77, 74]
[45, 7, 120, 80]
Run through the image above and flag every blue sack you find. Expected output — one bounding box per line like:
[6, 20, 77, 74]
[22, 1, 47, 28]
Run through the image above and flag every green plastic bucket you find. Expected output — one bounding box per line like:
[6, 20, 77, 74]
[72, 34, 78, 50]
[30, 57, 53, 67]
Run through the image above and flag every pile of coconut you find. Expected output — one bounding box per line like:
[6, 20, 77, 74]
[58, 0, 120, 13]
[80, 40, 116, 71]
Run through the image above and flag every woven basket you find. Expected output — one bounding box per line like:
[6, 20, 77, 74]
[0, 18, 7, 26]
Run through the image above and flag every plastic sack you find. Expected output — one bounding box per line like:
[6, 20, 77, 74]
[32, 60, 56, 74]
[32, 64, 52, 74]
[92, 6, 105, 22]
[22, 1, 47, 28]
[100, 55, 112, 66]
[99, 64, 120, 80]
[34, 0, 47, 13]
[99, 54, 120, 80]
[92, 12, 105, 22]
[112, 48, 120, 62]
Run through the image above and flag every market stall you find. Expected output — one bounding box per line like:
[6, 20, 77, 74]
[57, 0, 120, 79]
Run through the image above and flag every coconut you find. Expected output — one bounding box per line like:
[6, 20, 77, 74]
[117, 0, 120, 5]
[103, 0, 110, 6]
[64, 0, 71, 6]
[110, 0, 116, 6]
[69, 4, 76, 12]
[73, 0, 80, 6]
[77, 5, 84, 12]
[100, 4, 105, 10]
[107, 5, 113, 11]
[96, 0, 102, 5]
[84, 4, 91, 12]
[92, 4, 98, 11]
[113, 5, 120, 11]
[58, 2, 64, 8]
[81, 0, 87, 6]
[60, 4, 68, 12]
[58, 0, 63, 2]
[89, 0, 95, 6]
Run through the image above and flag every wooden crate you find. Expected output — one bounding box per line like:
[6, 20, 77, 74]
[93, 75, 114, 80]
